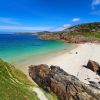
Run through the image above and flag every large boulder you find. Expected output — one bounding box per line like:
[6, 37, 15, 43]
[29, 64, 100, 100]
[87, 60, 100, 75]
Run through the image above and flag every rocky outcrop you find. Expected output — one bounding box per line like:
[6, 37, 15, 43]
[39, 33, 60, 40]
[38, 32, 100, 43]
[29, 64, 100, 100]
[87, 60, 100, 75]
[38, 22, 100, 44]
[89, 81, 100, 90]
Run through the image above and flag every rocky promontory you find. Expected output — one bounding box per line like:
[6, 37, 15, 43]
[29, 64, 100, 100]
[38, 22, 100, 43]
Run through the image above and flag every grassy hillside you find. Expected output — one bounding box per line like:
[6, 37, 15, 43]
[0, 59, 58, 100]
[63, 22, 100, 38]
[0, 59, 38, 100]
[38, 22, 100, 43]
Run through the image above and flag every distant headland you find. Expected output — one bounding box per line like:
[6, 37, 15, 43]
[37, 22, 100, 43]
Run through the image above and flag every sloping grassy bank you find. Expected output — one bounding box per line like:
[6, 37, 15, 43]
[0, 59, 58, 100]
[0, 59, 38, 100]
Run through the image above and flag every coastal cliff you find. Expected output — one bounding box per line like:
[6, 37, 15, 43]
[38, 22, 100, 43]
[29, 64, 100, 100]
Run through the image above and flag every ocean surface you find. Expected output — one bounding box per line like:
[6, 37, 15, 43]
[0, 34, 74, 66]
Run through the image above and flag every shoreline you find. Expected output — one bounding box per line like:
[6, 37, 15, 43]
[42, 43, 100, 84]
[13, 43, 77, 72]
[13, 43, 100, 84]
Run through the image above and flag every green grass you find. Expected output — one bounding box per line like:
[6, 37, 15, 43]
[82, 32, 95, 37]
[94, 33, 100, 38]
[0, 59, 59, 100]
[0, 59, 38, 100]
[67, 32, 100, 39]
[82, 32, 100, 38]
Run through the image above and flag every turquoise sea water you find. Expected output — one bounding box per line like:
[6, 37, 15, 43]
[0, 34, 74, 65]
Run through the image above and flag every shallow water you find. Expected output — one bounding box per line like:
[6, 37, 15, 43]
[0, 34, 74, 66]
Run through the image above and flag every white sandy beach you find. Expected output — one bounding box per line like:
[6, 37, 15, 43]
[21, 43, 100, 99]
[39, 43, 100, 84]
[18, 43, 100, 84]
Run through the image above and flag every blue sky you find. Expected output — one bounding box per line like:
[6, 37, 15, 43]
[0, 0, 100, 32]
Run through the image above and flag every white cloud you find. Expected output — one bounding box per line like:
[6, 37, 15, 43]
[0, 18, 20, 25]
[0, 24, 72, 32]
[91, 0, 100, 9]
[0, 26, 52, 31]
[63, 24, 71, 28]
[72, 18, 80, 22]
[52, 24, 71, 31]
